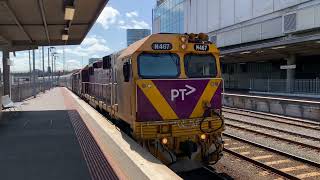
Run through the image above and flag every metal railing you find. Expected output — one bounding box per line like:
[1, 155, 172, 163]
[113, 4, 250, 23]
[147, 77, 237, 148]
[10, 80, 52, 102]
[224, 78, 320, 95]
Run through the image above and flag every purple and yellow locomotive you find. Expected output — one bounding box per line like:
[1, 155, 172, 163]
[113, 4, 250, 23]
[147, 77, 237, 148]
[71, 33, 224, 166]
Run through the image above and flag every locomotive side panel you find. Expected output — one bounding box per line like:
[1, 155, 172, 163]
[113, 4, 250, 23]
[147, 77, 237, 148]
[112, 55, 136, 124]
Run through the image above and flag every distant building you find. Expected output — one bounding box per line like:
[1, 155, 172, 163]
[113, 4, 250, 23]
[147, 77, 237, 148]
[153, 0, 320, 96]
[89, 58, 101, 65]
[126, 29, 151, 46]
[153, 0, 185, 34]
[156, 0, 165, 6]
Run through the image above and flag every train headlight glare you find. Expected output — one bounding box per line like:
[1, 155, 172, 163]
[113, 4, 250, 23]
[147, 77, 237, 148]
[161, 137, 168, 145]
[181, 36, 187, 43]
[200, 134, 206, 140]
[181, 44, 187, 49]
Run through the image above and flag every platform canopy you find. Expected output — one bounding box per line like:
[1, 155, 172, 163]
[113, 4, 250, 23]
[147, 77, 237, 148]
[0, 0, 108, 51]
[220, 32, 320, 63]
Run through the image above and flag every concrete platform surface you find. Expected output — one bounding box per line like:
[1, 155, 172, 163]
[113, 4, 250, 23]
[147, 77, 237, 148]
[0, 88, 181, 180]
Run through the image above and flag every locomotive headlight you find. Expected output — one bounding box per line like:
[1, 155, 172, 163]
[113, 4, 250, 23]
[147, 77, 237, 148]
[161, 137, 168, 145]
[200, 134, 207, 140]
[181, 36, 187, 43]
[181, 44, 187, 50]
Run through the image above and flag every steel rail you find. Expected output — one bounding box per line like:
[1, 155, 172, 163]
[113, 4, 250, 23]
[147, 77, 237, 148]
[223, 133, 320, 167]
[225, 123, 320, 151]
[223, 148, 299, 180]
[223, 106, 320, 128]
[225, 117, 320, 141]
[223, 133, 320, 180]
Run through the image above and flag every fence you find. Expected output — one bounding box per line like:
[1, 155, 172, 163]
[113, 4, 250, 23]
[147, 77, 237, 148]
[10, 80, 52, 102]
[225, 78, 320, 95]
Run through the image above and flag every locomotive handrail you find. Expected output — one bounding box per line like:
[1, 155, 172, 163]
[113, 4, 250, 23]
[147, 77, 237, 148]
[81, 82, 110, 86]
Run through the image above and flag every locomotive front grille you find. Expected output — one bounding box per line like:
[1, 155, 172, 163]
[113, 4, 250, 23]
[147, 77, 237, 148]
[134, 117, 223, 139]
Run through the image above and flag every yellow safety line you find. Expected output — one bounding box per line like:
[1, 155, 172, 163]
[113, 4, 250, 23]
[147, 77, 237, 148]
[190, 79, 221, 118]
[137, 80, 178, 120]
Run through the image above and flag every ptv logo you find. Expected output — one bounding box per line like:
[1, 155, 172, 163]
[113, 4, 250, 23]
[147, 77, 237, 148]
[171, 85, 196, 101]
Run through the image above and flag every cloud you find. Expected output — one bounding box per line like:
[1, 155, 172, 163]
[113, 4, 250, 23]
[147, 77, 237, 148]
[126, 11, 138, 18]
[119, 19, 150, 29]
[97, 6, 150, 30]
[97, 6, 120, 29]
[65, 59, 81, 70]
[64, 35, 110, 57]
[118, 20, 125, 25]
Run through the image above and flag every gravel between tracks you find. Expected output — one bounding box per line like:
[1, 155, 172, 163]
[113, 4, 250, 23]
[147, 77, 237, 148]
[225, 127, 320, 163]
[213, 153, 285, 180]
[225, 120, 320, 149]
[224, 112, 320, 139]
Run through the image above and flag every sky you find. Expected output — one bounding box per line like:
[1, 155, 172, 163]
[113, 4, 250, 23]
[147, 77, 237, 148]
[1, 0, 156, 72]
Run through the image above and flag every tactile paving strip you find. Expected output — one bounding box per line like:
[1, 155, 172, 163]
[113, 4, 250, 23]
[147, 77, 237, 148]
[62, 89, 119, 180]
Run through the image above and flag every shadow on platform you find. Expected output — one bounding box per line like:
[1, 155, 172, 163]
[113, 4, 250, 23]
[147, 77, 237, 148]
[0, 110, 91, 180]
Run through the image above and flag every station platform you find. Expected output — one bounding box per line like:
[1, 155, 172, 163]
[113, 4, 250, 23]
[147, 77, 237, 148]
[0, 88, 180, 180]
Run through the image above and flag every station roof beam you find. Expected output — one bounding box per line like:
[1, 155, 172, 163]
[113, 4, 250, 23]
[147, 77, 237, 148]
[0, 0, 108, 51]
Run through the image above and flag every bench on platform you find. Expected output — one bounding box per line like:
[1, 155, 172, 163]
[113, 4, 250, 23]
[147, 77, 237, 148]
[2, 95, 23, 111]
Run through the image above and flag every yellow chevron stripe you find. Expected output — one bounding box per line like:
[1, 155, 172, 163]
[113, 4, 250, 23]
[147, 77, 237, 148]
[190, 79, 221, 118]
[137, 80, 178, 120]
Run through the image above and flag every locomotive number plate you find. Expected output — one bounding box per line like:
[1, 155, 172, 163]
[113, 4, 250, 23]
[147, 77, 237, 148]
[194, 44, 209, 51]
[152, 43, 173, 50]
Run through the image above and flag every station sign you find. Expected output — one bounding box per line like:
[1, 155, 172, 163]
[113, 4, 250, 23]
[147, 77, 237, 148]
[152, 43, 172, 50]
[194, 44, 209, 51]
[280, 65, 296, 69]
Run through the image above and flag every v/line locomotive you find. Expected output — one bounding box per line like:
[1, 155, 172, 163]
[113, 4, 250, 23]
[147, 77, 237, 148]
[71, 33, 225, 165]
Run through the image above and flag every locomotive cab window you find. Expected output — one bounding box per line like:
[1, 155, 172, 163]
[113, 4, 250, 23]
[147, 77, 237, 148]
[138, 53, 180, 78]
[185, 54, 217, 78]
[123, 59, 131, 82]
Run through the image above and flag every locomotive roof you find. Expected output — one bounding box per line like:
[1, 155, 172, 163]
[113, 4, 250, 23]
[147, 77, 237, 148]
[116, 33, 219, 61]
[118, 35, 150, 60]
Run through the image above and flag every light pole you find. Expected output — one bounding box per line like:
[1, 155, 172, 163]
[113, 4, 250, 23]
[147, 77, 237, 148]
[32, 49, 36, 98]
[52, 52, 59, 87]
[49, 47, 56, 88]
[42, 46, 45, 92]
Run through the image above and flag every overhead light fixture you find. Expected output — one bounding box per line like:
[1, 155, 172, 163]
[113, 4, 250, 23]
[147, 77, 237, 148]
[271, 46, 286, 50]
[64, 6, 75, 20]
[240, 51, 251, 54]
[62, 34, 69, 41]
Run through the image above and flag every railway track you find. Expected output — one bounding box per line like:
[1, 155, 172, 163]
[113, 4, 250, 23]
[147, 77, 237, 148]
[224, 119, 320, 151]
[223, 133, 320, 180]
[178, 166, 229, 180]
[223, 106, 320, 131]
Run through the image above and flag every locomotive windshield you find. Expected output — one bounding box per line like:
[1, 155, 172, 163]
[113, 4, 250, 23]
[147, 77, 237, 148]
[138, 53, 180, 78]
[185, 54, 217, 78]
